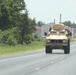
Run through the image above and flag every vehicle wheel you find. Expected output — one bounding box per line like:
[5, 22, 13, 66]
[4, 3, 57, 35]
[64, 40, 70, 54]
[45, 46, 52, 53]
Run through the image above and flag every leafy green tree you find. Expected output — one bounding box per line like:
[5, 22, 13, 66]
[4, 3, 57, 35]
[37, 21, 44, 27]
[71, 22, 76, 28]
[63, 21, 76, 28]
[28, 18, 36, 33]
[0, 0, 37, 45]
[0, 0, 25, 30]
[63, 21, 71, 27]
[0, 28, 17, 45]
[18, 11, 36, 44]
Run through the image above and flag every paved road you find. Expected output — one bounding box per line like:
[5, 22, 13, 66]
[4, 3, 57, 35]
[0, 43, 76, 75]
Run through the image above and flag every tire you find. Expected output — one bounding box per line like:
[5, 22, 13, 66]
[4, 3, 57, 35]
[45, 46, 52, 53]
[64, 40, 70, 54]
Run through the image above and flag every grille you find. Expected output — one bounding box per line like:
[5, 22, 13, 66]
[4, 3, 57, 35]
[51, 40, 63, 43]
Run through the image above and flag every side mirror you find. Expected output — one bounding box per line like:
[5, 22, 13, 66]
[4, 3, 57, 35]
[69, 32, 72, 36]
[44, 32, 47, 36]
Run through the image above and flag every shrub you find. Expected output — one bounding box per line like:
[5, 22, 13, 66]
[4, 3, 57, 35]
[6, 36, 17, 46]
[24, 34, 31, 44]
[0, 28, 17, 45]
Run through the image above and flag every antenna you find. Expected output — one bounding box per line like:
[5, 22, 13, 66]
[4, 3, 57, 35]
[54, 19, 55, 24]
[60, 14, 62, 23]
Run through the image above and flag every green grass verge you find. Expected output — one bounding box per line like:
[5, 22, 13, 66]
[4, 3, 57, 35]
[0, 38, 76, 56]
[0, 41, 45, 56]
[70, 38, 76, 43]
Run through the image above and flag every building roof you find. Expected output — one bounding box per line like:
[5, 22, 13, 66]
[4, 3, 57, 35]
[35, 26, 42, 32]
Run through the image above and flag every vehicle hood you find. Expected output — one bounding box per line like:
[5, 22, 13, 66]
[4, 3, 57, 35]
[46, 35, 67, 40]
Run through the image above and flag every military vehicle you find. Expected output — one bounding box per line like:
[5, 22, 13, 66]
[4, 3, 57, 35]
[45, 23, 71, 54]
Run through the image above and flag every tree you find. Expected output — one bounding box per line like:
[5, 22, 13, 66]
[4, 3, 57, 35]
[71, 22, 76, 28]
[37, 21, 44, 27]
[18, 11, 29, 44]
[28, 18, 36, 33]
[0, 0, 37, 45]
[17, 11, 36, 44]
[0, 0, 25, 30]
[63, 21, 72, 27]
[63, 21, 76, 28]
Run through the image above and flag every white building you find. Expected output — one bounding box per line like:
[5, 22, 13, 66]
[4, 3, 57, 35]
[34, 22, 76, 38]
[41, 22, 54, 37]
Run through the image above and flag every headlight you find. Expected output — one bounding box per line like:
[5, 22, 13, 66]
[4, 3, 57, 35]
[46, 39, 50, 43]
[47, 40, 50, 42]
[63, 40, 67, 43]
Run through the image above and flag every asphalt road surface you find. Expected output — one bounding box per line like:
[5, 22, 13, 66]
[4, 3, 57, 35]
[0, 43, 76, 75]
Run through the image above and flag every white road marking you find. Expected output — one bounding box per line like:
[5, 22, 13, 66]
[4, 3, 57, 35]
[0, 53, 42, 62]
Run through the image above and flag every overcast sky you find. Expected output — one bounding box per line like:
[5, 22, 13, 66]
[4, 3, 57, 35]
[25, 0, 76, 23]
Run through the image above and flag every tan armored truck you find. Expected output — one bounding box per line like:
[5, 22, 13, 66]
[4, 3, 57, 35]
[45, 23, 71, 54]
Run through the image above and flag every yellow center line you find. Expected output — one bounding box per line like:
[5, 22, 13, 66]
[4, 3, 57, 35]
[51, 61, 55, 64]
[60, 57, 64, 60]
[35, 67, 40, 70]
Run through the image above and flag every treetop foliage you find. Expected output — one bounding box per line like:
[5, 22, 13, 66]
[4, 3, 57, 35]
[0, 0, 37, 45]
[63, 21, 76, 28]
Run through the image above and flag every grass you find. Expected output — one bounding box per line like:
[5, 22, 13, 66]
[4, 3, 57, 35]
[0, 41, 45, 56]
[70, 38, 76, 43]
[0, 38, 76, 56]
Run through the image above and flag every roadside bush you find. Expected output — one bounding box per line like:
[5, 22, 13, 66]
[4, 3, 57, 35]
[0, 28, 43, 45]
[24, 34, 31, 44]
[0, 28, 17, 45]
[37, 38, 41, 41]
[0, 30, 9, 44]
[6, 36, 17, 46]
[30, 35, 42, 42]
[34, 35, 38, 38]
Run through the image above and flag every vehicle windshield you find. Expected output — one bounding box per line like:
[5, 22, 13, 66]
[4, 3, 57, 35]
[59, 31, 65, 35]
[50, 31, 57, 35]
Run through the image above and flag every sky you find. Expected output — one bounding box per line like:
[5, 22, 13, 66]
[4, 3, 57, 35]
[24, 0, 76, 23]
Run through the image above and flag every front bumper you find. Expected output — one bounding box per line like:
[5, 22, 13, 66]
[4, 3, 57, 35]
[46, 40, 68, 49]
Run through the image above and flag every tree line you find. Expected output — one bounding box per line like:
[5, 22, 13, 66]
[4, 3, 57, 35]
[0, 0, 37, 45]
[0, 0, 76, 45]
[63, 21, 76, 28]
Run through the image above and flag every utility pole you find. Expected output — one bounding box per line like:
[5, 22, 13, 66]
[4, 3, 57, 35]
[60, 14, 62, 23]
